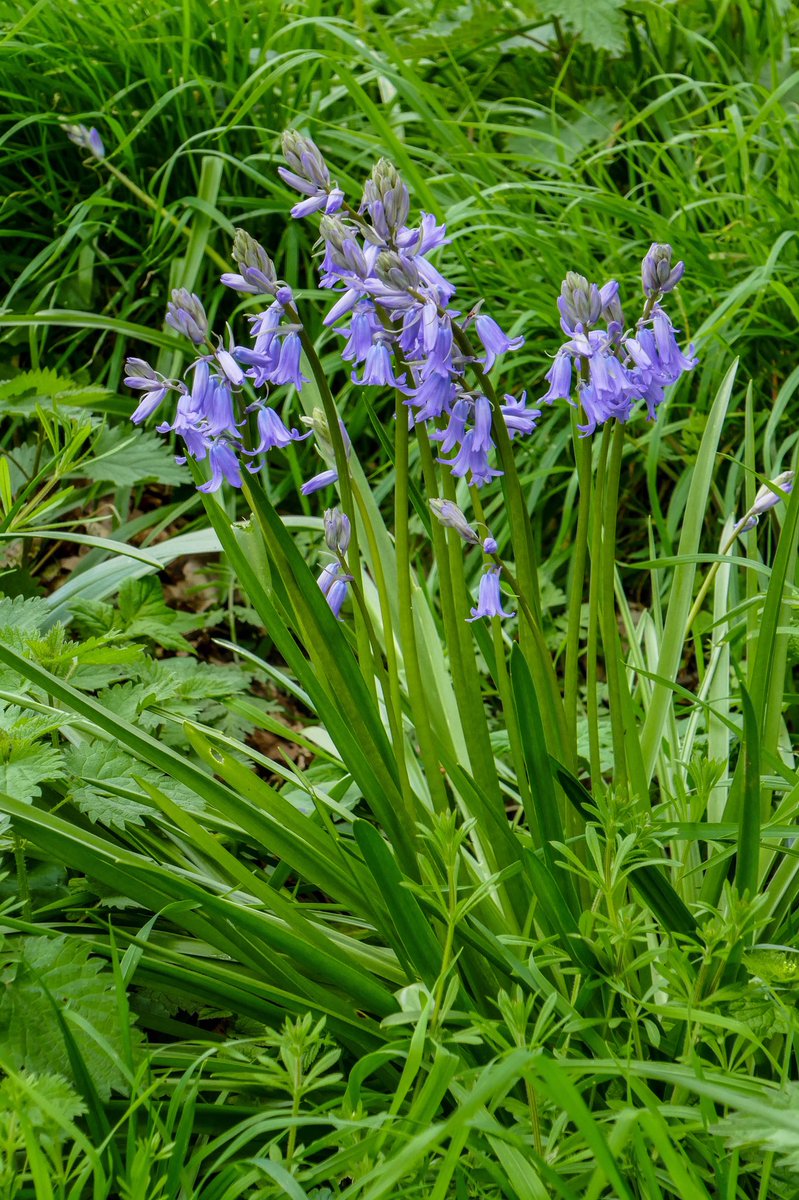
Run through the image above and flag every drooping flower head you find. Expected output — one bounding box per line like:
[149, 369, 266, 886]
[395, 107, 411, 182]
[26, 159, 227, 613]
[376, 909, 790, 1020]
[740, 470, 795, 532]
[641, 243, 685, 298]
[64, 123, 105, 159]
[467, 567, 515, 622]
[540, 246, 696, 435]
[166, 289, 208, 345]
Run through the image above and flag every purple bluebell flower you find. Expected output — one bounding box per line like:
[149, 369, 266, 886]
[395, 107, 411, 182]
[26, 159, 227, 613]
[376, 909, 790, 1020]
[125, 358, 174, 424]
[317, 558, 352, 617]
[558, 273, 602, 334]
[361, 159, 411, 245]
[501, 392, 541, 438]
[326, 577, 350, 619]
[466, 567, 515, 622]
[474, 315, 524, 371]
[740, 470, 795, 531]
[429, 499, 480, 545]
[438, 428, 503, 488]
[197, 441, 243, 493]
[248, 406, 309, 454]
[64, 124, 105, 159]
[341, 303, 381, 364]
[642, 243, 685, 297]
[166, 289, 208, 344]
[270, 332, 308, 390]
[318, 561, 341, 597]
[215, 345, 246, 387]
[302, 469, 339, 496]
[430, 397, 470, 453]
[651, 308, 697, 376]
[482, 536, 498, 554]
[354, 339, 405, 388]
[324, 508, 351, 553]
[539, 352, 573, 405]
[410, 371, 457, 422]
[280, 130, 344, 219]
[221, 229, 278, 295]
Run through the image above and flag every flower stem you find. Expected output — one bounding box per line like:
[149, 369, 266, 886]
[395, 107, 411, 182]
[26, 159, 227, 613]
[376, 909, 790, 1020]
[395, 397, 449, 812]
[416, 430, 499, 802]
[294, 317, 377, 705]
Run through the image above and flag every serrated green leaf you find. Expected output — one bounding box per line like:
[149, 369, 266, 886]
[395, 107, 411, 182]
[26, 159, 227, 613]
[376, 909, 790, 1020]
[0, 935, 142, 1100]
[80, 426, 185, 486]
[0, 741, 63, 802]
[538, 0, 627, 53]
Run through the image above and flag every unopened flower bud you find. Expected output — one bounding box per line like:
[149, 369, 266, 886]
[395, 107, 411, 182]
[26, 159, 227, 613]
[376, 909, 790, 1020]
[429, 499, 480, 545]
[642, 243, 685, 297]
[324, 507, 351, 554]
[740, 470, 794, 531]
[229, 229, 277, 294]
[376, 250, 419, 292]
[64, 123, 105, 159]
[557, 272, 602, 332]
[165, 288, 208, 344]
[301, 407, 352, 461]
[482, 536, 498, 555]
[599, 280, 624, 328]
[362, 159, 410, 239]
[281, 129, 330, 189]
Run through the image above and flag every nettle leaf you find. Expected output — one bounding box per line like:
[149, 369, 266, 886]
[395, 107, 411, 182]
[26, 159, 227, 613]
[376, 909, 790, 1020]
[538, 0, 627, 54]
[80, 425, 185, 486]
[0, 934, 141, 1100]
[0, 370, 108, 420]
[0, 739, 63, 802]
[0, 595, 52, 635]
[117, 577, 205, 650]
[64, 742, 204, 828]
[0, 1071, 86, 1140]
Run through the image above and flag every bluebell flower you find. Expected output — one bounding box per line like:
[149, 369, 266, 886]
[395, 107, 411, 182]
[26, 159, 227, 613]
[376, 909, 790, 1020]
[740, 470, 795, 531]
[269, 332, 308, 390]
[471, 394, 494, 454]
[354, 339, 405, 388]
[642, 243, 685, 297]
[64, 123, 105, 159]
[279, 130, 344, 219]
[474, 315, 524, 371]
[410, 371, 457, 422]
[221, 229, 278, 295]
[482, 536, 498, 554]
[429, 499, 480, 545]
[539, 352, 573, 405]
[361, 159, 411, 244]
[166, 288, 208, 344]
[197, 441, 243, 493]
[558, 273, 602, 334]
[466, 567, 515, 622]
[318, 561, 341, 597]
[248, 406, 310, 454]
[326, 577, 350, 619]
[341, 303, 381, 364]
[430, 397, 470, 453]
[317, 558, 352, 617]
[324, 508, 352, 553]
[302, 469, 339, 495]
[125, 358, 174, 424]
[438, 429, 503, 488]
[501, 392, 541, 438]
[214, 345, 246, 388]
